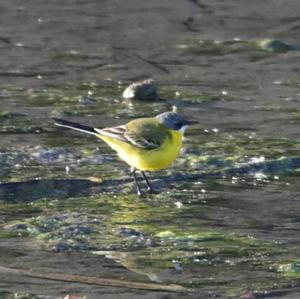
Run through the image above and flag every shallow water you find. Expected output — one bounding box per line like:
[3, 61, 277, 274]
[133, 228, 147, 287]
[0, 1, 300, 298]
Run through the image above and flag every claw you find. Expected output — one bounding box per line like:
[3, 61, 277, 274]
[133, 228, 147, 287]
[146, 186, 159, 194]
[131, 169, 159, 196]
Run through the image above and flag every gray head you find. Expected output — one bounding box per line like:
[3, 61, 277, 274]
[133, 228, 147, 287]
[155, 112, 197, 132]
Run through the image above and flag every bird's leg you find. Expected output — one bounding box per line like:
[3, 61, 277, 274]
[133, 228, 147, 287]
[130, 167, 143, 196]
[141, 171, 158, 193]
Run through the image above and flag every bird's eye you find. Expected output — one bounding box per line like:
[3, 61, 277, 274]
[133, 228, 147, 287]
[174, 122, 182, 130]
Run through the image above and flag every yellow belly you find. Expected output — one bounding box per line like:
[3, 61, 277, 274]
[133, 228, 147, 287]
[97, 131, 183, 171]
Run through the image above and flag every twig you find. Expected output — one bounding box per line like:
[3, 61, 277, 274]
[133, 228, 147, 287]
[0, 266, 193, 293]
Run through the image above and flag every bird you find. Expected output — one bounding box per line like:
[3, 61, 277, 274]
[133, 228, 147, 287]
[54, 111, 197, 196]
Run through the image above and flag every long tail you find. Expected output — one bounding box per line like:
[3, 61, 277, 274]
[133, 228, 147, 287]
[53, 118, 98, 135]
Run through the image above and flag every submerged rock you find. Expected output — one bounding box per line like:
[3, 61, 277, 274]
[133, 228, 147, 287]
[52, 240, 92, 252]
[4, 222, 32, 236]
[30, 146, 75, 164]
[119, 227, 145, 238]
[62, 225, 94, 238]
[2, 212, 102, 252]
[122, 79, 160, 100]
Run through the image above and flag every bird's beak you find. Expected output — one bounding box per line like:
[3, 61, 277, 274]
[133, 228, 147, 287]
[185, 120, 199, 126]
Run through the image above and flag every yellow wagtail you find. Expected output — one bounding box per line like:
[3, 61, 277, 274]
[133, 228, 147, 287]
[54, 112, 197, 195]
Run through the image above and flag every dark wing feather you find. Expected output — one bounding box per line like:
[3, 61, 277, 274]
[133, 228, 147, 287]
[95, 125, 128, 142]
[124, 131, 162, 149]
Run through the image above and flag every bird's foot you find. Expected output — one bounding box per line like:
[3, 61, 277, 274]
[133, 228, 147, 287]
[135, 187, 158, 197]
[146, 187, 159, 194]
[136, 190, 143, 197]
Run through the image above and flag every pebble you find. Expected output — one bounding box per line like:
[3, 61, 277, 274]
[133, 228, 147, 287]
[122, 78, 160, 100]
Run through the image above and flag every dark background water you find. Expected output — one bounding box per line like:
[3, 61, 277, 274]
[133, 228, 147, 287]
[0, 1, 300, 298]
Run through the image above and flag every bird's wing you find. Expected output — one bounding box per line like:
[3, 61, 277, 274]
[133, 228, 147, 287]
[95, 125, 128, 142]
[95, 118, 170, 150]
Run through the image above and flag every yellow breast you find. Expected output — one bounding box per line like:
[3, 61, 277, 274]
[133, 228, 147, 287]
[97, 130, 183, 171]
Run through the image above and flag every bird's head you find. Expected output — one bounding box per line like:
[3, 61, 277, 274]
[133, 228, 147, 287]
[156, 112, 198, 133]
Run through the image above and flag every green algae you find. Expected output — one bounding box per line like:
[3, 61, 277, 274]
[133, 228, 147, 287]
[278, 261, 300, 278]
[0, 193, 288, 288]
[0, 81, 299, 298]
[179, 38, 294, 57]
[1, 168, 299, 296]
[0, 292, 40, 299]
[256, 39, 294, 52]
[0, 110, 14, 118]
